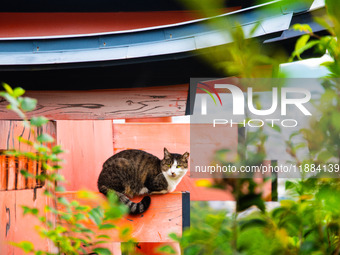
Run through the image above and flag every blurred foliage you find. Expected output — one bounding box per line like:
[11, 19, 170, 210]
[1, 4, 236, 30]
[0, 85, 136, 255]
[172, 179, 340, 254]
[163, 0, 340, 254]
[181, 0, 288, 79]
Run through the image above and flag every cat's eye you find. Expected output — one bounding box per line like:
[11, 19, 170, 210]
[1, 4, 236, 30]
[168, 164, 171, 167]
[176, 165, 181, 168]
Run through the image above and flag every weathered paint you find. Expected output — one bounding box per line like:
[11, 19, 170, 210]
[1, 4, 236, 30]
[0, 85, 189, 120]
[0, 189, 53, 255]
[56, 120, 115, 191]
[0, 120, 57, 151]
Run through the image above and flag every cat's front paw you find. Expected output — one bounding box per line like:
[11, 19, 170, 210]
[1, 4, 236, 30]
[139, 187, 149, 195]
[151, 190, 168, 195]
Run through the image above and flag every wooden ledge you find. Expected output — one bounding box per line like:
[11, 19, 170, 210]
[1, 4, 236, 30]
[56, 191, 190, 243]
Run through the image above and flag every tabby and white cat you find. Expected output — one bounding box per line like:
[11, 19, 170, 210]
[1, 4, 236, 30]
[97, 148, 189, 214]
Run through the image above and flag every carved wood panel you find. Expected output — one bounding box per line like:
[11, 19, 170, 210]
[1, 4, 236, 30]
[0, 85, 189, 120]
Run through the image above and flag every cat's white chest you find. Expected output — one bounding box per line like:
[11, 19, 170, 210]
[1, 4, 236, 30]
[162, 160, 187, 193]
[164, 176, 180, 192]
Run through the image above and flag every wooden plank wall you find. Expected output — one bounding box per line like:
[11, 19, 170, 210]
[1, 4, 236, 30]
[0, 121, 56, 255]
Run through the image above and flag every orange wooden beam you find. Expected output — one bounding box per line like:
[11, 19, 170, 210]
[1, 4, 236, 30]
[56, 191, 188, 243]
[0, 85, 189, 120]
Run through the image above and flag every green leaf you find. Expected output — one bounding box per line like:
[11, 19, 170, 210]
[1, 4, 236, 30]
[51, 173, 65, 181]
[331, 111, 340, 131]
[294, 34, 310, 59]
[37, 133, 54, 143]
[169, 233, 181, 242]
[314, 16, 335, 35]
[317, 150, 333, 163]
[92, 248, 112, 255]
[285, 180, 295, 190]
[55, 186, 66, 192]
[289, 131, 300, 141]
[22, 206, 31, 215]
[60, 214, 72, 221]
[77, 190, 98, 199]
[30, 116, 49, 127]
[268, 123, 281, 133]
[43, 190, 53, 197]
[2, 93, 19, 108]
[34, 144, 49, 153]
[3, 83, 14, 95]
[20, 97, 37, 112]
[20, 170, 35, 179]
[292, 24, 313, 33]
[120, 227, 131, 237]
[18, 136, 33, 146]
[13, 87, 25, 97]
[11, 241, 34, 253]
[74, 213, 86, 221]
[75, 205, 91, 211]
[96, 234, 111, 239]
[157, 245, 176, 254]
[31, 208, 39, 215]
[89, 207, 103, 226]
[280, 199, 295, 208]
[290, 40, 319, 61]
[239, 218, 268, 231]
[52, 145, 64, 154]
[57, 196, 70, 206]
[99, 223, 116, 230]
[237, 193, 265, 212]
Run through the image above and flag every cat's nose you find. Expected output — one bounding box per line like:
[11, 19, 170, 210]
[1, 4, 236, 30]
[171, 172, 176, 177]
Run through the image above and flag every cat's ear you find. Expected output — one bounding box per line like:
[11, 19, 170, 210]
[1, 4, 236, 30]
[182, 152, 190, 160]
[164, 147, 171, 158]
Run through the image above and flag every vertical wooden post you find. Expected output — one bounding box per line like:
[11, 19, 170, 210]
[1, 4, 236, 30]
[27, 159, 36, 189]
[0, 154, 7, 190]
[7, 156, 16, 190]
[17, 156, 27, 190]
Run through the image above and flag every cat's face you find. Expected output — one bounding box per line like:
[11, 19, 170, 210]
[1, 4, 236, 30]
[161, 148, 189, 178]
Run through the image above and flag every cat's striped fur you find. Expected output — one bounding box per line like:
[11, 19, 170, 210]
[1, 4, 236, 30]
[98, 148, 189, 214]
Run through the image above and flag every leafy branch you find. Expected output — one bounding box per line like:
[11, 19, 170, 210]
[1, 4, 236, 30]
[0, 84, 133, 255]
